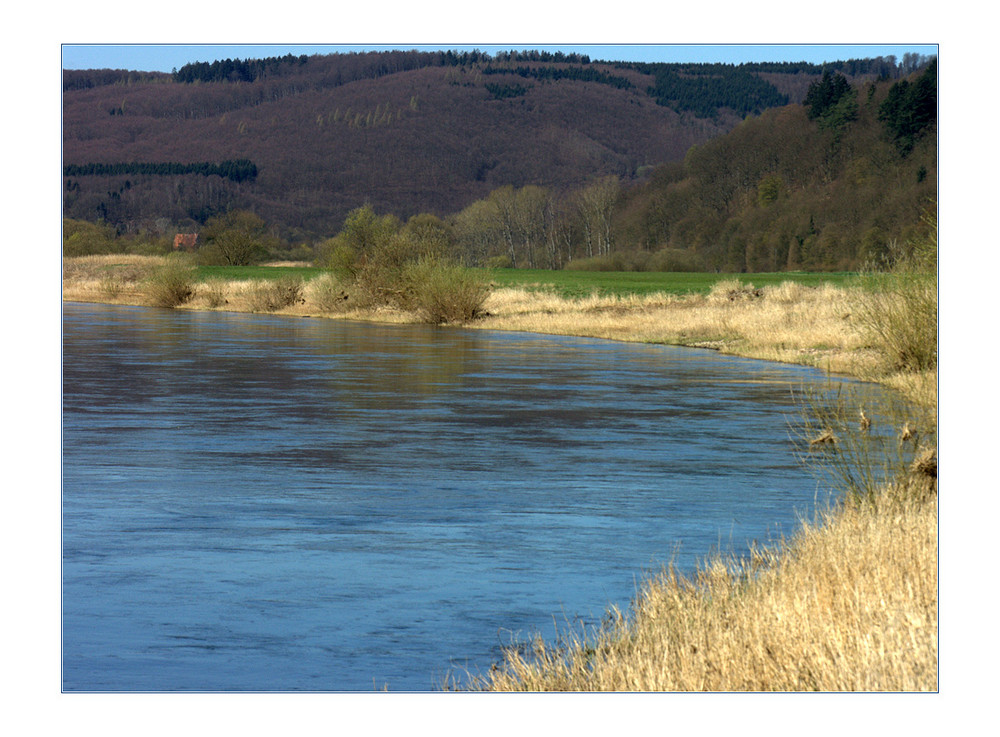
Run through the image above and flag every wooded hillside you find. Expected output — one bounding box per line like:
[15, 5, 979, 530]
[63, 50, 916, 242]
[608, 60, 938, 271]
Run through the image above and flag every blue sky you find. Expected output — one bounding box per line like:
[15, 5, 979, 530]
[61, 44, 938, 73]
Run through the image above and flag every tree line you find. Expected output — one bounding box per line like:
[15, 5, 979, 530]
[171, 49, 599, 85]
[62, 68, 169, 91]
[614, 55, 930, 79]
[62, 160, 259, 183]
[647, 67, 789, 117]
[172, 53, 309, 83]
[878, 59, 937, 153]
[67, 50, 933, 97]
[63, 52, 936, 271]
[480, 64, 633, 90]
[165, 50, 797, 120]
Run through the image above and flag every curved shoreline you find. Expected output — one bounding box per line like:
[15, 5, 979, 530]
[62, 276, 935, 412]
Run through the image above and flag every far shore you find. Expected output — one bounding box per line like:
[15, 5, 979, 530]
[62, 256, 936, 412]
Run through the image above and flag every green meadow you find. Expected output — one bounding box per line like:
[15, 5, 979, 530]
[484, 269, 857, 298]
[195, 264, 857, 299]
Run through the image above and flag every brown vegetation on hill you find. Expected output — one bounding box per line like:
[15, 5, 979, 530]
[63, 53, 936, 275]
[62, 57, 725, 237]
[63, 51, 908, 241]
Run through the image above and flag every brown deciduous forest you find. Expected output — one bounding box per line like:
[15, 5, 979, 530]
[63, 50, 936, 271]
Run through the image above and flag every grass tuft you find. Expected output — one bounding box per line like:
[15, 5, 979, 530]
[792, 382, 935, 505]
[852, 213, 937, 374]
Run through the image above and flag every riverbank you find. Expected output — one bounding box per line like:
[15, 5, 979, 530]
[62, 256, 938, 690]
[473, 488, 937, 691]
[62, 255, 935, 410]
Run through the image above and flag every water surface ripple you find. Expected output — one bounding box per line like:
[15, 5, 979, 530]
[62, 303, 886, 691]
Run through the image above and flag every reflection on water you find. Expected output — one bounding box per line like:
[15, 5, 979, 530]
[62, 303, 892, 691]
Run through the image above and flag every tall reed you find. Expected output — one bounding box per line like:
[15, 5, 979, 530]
[852, 211, 937, 374]
[792, 382, 936, 504]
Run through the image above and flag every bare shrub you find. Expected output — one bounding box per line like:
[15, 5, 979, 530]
[353, 232, 427, 307]
[245, 276, 305, 312]
[99, 274, 126, 300]
[565, 249, 705, 273]
[484, 254, 514, 269]
[564, 255, 621, 272]
[144, 256, 195, 308]
[308, 273, 354, 313]
[645, 247, 706, 272]
[321, 241, 359, 281]
[403, 258, 492, 324]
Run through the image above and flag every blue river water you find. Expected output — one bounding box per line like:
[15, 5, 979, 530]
[62, 302, 889, 691]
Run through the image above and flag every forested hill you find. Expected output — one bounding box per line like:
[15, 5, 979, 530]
[610, 60, 937, 272]
[62, 49, 923, 240]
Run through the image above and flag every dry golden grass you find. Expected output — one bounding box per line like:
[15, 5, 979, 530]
[62, 253, 168, 281]
[474, 491, 937, 692]
[467, 281, 934, 692]
[61, 254, 166, 304]
[475, 282, 879, 378]
[459, 283, 937, 692]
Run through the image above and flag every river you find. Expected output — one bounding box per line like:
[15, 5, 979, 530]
[62, 302, 890, 691]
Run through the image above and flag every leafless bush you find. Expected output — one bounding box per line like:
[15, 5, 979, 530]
[308, 273, 354, 313]
[145, 256, 195, 308]
[403, 258, 492, 324]
[245, 276, 305, 312]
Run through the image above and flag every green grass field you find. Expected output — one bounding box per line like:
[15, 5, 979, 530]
[195, 265, 325, 282]
[195, 264, 857, 298]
